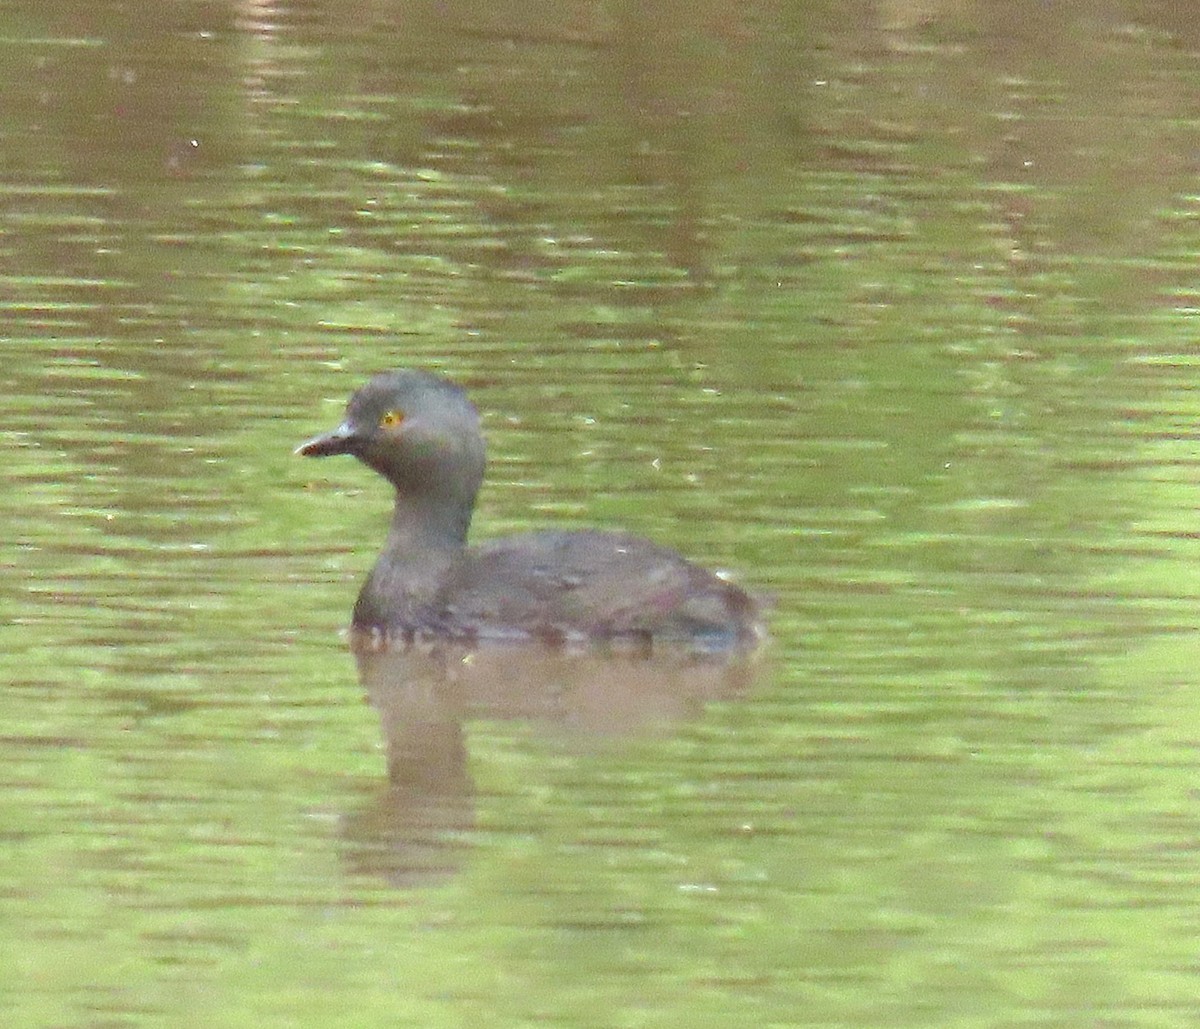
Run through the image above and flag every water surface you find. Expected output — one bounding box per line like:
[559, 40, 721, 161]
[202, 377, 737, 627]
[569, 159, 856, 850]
[3, 1, 1200, 1025]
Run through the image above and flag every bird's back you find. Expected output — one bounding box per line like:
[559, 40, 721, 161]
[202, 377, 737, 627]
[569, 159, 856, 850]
[417, 529, 764, 651]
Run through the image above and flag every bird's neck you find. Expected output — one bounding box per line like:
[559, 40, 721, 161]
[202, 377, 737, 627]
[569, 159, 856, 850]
[352, 490, 473, 631]
[384, 489, 472, 557]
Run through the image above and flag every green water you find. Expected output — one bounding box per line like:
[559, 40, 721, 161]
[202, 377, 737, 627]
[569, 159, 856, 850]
[3, 1, 1199, 1025]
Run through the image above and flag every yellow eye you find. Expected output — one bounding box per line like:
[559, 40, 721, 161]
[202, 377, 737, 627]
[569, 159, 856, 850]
[379, 409, 405, 429]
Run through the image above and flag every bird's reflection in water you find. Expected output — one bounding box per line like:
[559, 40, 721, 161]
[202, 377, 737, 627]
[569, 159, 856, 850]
[339, 634, 762, 887]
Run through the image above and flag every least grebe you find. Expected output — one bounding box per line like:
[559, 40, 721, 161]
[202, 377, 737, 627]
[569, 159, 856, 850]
[298, 370, 763, 650]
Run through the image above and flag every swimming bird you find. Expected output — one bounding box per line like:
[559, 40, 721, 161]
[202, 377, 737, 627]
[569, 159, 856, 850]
[298, 370, 763, 651]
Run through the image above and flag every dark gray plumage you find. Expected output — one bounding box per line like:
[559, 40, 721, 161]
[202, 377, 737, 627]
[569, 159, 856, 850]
[298, 370, 764, 651]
